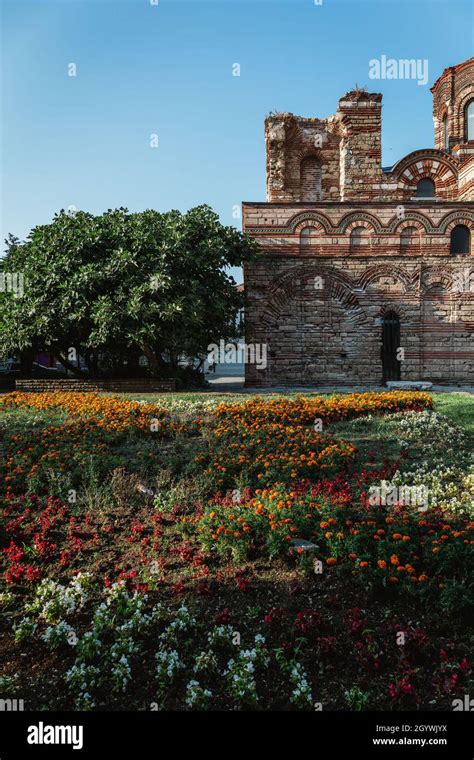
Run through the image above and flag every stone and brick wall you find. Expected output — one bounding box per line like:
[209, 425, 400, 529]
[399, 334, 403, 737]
[14, 379, 176, 393]
[432, 58, 474, 151]
[244, 58, 474, 387]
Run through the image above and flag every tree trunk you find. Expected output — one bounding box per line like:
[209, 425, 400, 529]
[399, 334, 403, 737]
[84, 352, 93, 376]
[20, 349, 34, 376]
[91, 350, 99, 379]
[56, 354, 85, 377]
[142, 344, 160, 375]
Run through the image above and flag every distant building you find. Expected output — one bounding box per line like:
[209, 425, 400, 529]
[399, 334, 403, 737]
[243, 57, 474, 387]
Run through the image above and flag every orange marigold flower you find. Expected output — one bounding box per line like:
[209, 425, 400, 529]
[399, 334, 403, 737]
[377, 560, 387, 569]
[390, 554, 399, 565]
[326, 557, 337, 566]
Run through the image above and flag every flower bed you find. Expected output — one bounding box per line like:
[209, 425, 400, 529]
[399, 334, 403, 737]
[213, 391, 433, 426]
[1, 389, 472, 711]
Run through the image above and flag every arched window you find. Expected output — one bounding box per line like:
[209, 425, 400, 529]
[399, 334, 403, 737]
[400, 226, 419, 254]
[450, 225, 470, 255]
[442, 113, 449, 150]
[300, 226, 317, 249]
[465, 100, 474, 141]
[415, 178, 435, 199]
[300, 157, 322, 202]
[350, 226, 366, 252]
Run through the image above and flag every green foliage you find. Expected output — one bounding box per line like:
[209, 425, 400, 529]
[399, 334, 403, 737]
[0, 206, 258, 376]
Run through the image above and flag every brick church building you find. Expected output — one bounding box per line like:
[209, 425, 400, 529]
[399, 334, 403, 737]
[243, 57, 474, 387]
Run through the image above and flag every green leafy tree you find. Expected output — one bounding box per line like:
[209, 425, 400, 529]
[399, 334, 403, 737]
[0, 206, 258, 377]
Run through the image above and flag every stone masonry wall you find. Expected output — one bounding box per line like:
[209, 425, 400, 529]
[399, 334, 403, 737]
[243, 203, 474, 387]
[432, 58, 474, 152]
[15, 379, 176, 393]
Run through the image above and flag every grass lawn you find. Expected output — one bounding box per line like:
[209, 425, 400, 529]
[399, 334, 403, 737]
[433, 393, 474, 438]
[0, 390, 472, 711]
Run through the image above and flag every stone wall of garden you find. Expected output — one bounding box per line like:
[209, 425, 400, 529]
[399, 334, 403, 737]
[15, 378, 176, 393]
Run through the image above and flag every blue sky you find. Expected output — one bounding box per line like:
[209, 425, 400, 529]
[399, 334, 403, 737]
[1, 0, 473, 281]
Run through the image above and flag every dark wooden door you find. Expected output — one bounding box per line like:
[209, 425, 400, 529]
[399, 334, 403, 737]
[382, 312, 401, 383]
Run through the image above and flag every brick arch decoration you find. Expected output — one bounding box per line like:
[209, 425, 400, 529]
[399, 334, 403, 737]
[258, 263, 366, 328]
[391, 149, 459, 179]
[387, 212, 434, 234]
[398, 223, 422, 254]
[337, 212, 384, 235]
[438, 108, 450, 150]
[438, 211, 474, 234]
[441, 215, 474, 256]
[285, 125, 331, 166]
[401, 163, 457, 200]
[456, 87, 474, 140]
[358, 264, 413, 293]
[295, 149, 323, 163]
[377, 303, 411, 321]
[294, 219, 325, 235]
[347, 221, 373, 254]
[298, 223, 323, 252]
[421, 265, 456, 293]
[246, 211, 474, 238]
[285, 141, 321, 193]
[439, 105, 449, 123]
[344, 219, 375, 234]
[286, 211, 333, 234]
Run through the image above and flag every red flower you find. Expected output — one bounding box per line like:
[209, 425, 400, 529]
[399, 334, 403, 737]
[26, 566, 41, 583]
[215, 608, 229, 624]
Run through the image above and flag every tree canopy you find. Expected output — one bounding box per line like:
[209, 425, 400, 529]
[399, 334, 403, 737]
[0, 205, 258, 377]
